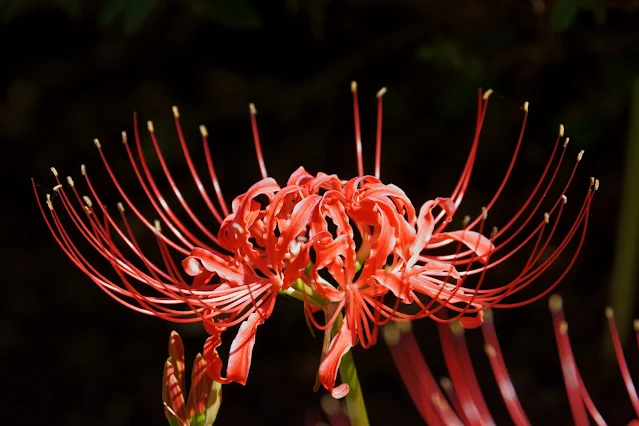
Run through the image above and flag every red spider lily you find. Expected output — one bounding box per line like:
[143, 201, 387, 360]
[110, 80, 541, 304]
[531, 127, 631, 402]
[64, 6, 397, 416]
[35, 83, 595, 398]
[383, 297, 639, 426]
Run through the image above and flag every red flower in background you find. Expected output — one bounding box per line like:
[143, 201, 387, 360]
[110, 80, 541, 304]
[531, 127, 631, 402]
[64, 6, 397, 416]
[383, 297, 639, 426]
[35, 83, 595, 398]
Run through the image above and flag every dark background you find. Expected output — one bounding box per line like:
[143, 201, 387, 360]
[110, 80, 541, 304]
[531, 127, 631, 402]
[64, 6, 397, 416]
[2, 0, 639, 425]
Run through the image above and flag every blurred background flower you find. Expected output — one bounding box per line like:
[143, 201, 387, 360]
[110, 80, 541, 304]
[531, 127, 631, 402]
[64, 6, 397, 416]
[2, 0, 639, 425]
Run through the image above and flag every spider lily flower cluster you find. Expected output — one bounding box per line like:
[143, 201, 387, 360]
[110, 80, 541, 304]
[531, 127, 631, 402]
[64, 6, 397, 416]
[35, 83, 596, 399]
[383, 297, 639, 426]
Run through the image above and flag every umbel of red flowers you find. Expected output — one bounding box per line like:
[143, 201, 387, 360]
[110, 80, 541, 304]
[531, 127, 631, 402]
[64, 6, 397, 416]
[35, 83, 596, 402]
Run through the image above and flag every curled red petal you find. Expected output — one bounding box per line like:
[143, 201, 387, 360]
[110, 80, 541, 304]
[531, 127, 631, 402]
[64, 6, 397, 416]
[430, 230, 494, 264]
[413, 261, 461, 279]
[226, 311, 264, 384]
[203, 333, 228, 384]
[459, 310, 484, 329]
[286, 166, 314, 186]
[183, 256, 203, 277]
[409, 198, 452, 266]
[318, 320, 353, 399]
[183, 247, 244, 284]
[373, 270, 411, 302]
[203, 312, 264, 386]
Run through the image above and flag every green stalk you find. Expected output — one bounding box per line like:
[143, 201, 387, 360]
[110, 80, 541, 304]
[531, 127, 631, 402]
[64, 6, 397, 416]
[279, 263, 370, 425]
[333, 315, 370, 426]
[279, 278, 330, 307]
[608, 76, 639, 345]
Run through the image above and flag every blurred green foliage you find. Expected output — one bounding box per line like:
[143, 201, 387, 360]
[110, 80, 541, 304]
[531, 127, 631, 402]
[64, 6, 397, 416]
[0, 0, 611, 34]
[0, 0, 263, 32]
[551, 0, 606, 31]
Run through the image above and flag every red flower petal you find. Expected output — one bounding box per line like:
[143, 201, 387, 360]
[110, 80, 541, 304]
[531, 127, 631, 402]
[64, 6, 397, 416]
[183, 247, 244, 284]
[318, 320, 354, 399]
[203, 311, 264, 386]
[430, 230, 494, 264]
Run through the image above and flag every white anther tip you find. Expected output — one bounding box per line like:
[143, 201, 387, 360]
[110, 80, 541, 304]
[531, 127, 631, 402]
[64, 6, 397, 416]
[117, 202, 125, 213]
[544, 212, 550, 224]
[563, 137, 570, 148]
[481, 206, 488, 221]
[351, 81, 358, 93]
[53, 184, 62, 192]
[82, 196, 93, 208]
[154, 219, 162, 233]
[523, 101, 529, 112]
[93, 138, 101, 149]
[66, 176, 74, 187]
[376, 87, 387, 98]
[559, 124, 565, 137]
[50, 167, 58, 177]
[561, 194, 568, 204]
[121, 131, 128, 144]
[172, 106, 179, 118]
[81, 164, 86, 175]
[577, 150, 584, 161]
[482, 89, 493, 100]
[199, 125, 208, 137]
[595, 179, 600, 191]
[147, 121, 154, 132]
[249, 103, 256, 115]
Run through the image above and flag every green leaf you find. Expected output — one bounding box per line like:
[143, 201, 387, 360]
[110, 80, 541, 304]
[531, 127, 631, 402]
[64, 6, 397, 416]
[98, 0, 127, 27]
[203, 0, 262, 30]
[123, 0, 154, 34]
[551, 0, 578, 31]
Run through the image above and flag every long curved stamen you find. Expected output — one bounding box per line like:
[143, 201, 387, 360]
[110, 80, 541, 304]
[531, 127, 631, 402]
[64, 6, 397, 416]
[94, 137, 198, 252]
[606, 307, 639, 418]
[374, 87, 386, 180]
[200, 124, 230, 217]
[249, 103, 268, 180]
[433, 89, 491, 228]
[465, 101, 529, 231]
[172, 106, 225, 225]
[352, 81, 364, 177]
[146, 121, 220, 245]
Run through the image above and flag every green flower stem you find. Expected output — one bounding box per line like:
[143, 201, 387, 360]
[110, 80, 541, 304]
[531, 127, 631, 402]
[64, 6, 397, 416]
[608, 76, 639, 350]
[279, 279, 330, 307]
[278, 264, 370, 425]
[333, 314, 369, 426]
